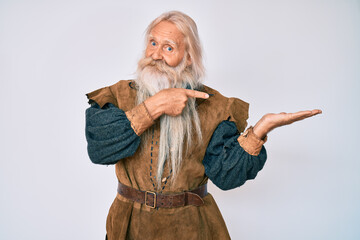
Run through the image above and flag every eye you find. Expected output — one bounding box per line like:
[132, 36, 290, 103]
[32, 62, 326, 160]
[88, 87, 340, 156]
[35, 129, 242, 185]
[151, 41, 156, 46]
[166, 46, 173, 52]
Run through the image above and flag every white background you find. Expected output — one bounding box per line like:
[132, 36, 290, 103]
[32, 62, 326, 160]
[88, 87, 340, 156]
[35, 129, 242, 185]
[1, 0, 359, 239]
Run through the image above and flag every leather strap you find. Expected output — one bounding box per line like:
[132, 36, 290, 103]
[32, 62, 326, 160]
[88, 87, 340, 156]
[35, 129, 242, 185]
[117, 182, 207, 208]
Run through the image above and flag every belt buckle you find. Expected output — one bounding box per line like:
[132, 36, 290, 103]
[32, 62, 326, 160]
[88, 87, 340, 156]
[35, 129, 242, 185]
[145, 191, 156, 208]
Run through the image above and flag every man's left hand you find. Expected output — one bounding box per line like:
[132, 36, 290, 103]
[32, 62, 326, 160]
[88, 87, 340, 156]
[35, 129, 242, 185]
[253, 109, 322, 139]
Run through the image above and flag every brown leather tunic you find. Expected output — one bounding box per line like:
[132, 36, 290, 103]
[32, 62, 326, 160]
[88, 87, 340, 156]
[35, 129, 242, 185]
[86, 80, 250, 240]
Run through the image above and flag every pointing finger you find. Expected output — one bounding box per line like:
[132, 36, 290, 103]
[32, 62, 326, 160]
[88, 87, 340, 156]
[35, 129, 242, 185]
[184, 89, 209, 99]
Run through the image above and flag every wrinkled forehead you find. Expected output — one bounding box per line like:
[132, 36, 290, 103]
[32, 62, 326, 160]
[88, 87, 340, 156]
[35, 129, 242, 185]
[148, 21, 185, 47]
[148, 33, 178, 47]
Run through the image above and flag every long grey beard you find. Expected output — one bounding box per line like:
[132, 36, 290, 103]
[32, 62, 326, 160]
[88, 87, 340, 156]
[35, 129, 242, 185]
[135, 57, 202, 190]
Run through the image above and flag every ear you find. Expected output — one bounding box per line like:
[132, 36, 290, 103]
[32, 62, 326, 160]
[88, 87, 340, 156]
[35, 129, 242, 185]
[186, 54, 192, 66]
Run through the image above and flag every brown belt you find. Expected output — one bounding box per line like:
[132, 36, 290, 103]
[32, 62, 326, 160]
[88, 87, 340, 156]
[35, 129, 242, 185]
[117, 182, 207, 208]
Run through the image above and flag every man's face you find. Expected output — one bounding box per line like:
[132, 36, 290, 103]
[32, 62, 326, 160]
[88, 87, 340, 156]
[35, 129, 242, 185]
[145, 21, 189, 67]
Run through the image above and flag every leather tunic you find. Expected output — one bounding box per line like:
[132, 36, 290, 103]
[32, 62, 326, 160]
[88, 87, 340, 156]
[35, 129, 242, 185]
[86, 80, 250, 240]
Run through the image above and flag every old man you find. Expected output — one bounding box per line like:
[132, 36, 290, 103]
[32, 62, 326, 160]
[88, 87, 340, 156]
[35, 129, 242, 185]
[85, 11, 321, 239]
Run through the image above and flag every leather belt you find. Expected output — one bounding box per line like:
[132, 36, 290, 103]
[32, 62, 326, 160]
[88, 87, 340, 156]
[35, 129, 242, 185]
[117, 182, 208, 208]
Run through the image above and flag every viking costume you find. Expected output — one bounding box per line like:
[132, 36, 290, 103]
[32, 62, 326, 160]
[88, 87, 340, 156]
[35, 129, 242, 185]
[85, 80, 267, 239]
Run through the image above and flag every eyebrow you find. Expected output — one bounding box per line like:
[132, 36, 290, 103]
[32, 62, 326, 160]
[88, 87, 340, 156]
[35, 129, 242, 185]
[149, 35, 178, 47]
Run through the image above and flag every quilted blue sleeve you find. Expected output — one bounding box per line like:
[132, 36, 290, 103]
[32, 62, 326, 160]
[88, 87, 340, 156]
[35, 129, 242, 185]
[85, 103, 141, 165]
[203, 121, 267, 190]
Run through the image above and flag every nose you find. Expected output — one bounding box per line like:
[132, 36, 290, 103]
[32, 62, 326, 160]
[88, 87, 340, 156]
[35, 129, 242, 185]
[151, 48, 163, 60]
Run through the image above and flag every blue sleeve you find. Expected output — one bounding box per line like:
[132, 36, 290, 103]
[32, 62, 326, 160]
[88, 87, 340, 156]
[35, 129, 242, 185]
[85, 102, 141, 165]
[203, 121, 267, 190]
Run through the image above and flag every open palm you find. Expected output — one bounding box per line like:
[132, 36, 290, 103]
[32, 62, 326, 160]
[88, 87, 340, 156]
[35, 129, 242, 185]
[254, 109, 322, 139]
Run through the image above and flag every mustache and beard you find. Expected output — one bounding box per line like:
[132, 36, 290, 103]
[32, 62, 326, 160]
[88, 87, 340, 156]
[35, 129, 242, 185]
[135, 54, 202, 190]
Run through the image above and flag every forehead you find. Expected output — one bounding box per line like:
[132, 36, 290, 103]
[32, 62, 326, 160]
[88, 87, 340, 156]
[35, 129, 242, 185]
[149, 21, 184, 45]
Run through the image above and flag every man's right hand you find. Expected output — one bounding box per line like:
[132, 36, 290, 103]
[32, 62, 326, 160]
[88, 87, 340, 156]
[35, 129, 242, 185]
[144, 88, 209, 120]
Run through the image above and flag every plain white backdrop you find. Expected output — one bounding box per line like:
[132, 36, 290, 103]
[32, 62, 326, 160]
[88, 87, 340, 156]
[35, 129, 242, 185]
[1, 0, 359, 239]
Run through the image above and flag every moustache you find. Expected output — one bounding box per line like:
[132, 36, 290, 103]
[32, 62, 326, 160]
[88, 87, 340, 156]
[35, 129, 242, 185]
[138, 57, 172, 74]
